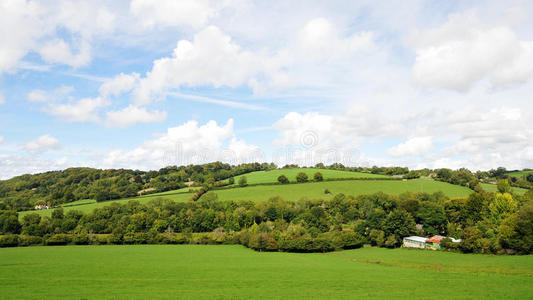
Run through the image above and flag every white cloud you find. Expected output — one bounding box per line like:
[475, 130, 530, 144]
[297, 18, 376, 61]
[24, 134, 61, 153]
[412, 12, 533, 90]
[0, 0, 115, 74]
[99, 72, 140, 98]
[27, 85, 74, 102]
[133, 26, 278, 104]
[0, 154, 73, 180]
[46, 97, 109, 122]
[105, 105, 167, 128]
[0, 92, 4, 105]
[39, 39, 91, 68]
[387, 136, 433, 157]
[0, 136, 4, 144]
[103, 119, 261, 169]
[130, 0, 214, 29]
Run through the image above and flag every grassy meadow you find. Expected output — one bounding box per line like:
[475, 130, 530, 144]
[480, 183, 528, 195]
[232, 168, 388, 185]
[19, 178, 473, 219]
[0, 245, 531, 299]
[506, 170, 533, 178]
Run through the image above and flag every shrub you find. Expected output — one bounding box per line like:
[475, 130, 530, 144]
[0, 235, 19, 247]
[313, 172, 323, 181]
[277, 175, 289, 184]
[296, 172, 308, 183]
[19, 235, 43, 246]
[73, 233, 90, 245]
[238, 176, 248, 187]
[45, 234, 70, 246]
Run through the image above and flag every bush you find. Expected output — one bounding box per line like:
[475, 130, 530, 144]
[0, 235, 19, 247]
[238, 176, 248, 187]
[277, 175, 289, 184]
[313, 172, 323, 181]
[45, 234, 70, 246]
[296, 172, 308, 183]
[18, 235, 43, 246]
[73, 233, 90, 245]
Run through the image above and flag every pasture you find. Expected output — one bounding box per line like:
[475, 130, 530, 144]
[0, 245, 531, 299]
[506, 170, 533, 178]
[480, 183, 528, 195]
[232, 168, 388, 185]
[19, 179, 472, 219]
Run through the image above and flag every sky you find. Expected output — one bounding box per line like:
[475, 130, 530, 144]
[1, 0, 533, 179]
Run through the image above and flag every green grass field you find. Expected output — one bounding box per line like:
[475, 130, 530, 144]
[0, 245, 531, 299]
[480, 183, 529, 195]
[19, 179, 472, 220]
[213, 179, 472, 202]
[506, 170, 533, 178]
[233, 168, 388, 185]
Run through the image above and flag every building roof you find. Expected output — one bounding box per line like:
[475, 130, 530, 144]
[427, 235, 446, 243]
[404, 236, 427, 243]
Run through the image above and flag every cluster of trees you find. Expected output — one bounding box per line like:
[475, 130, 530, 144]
[2, 183, 532, 254]
[277, 172, 323, 184]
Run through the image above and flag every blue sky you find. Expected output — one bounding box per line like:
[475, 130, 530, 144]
[1, 0, 533, 179]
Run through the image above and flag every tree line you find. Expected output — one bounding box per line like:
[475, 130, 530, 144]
[1, 181, 532, 254]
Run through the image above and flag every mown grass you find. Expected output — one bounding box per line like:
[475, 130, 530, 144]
[480, 183, 528, 195]
[212, 179, 472, 202]
[19, 179, 472, 220]
[506, 170, 533, 178]
[0, 245, 531, 299]
[232, 168, 388, 185]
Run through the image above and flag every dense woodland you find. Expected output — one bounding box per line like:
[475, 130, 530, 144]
[1, 179, 532, 254]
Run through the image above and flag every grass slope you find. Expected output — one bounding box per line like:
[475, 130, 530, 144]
[233, 168, 388, 185]
[480, 183, 528, 195]
[19, 179, 472, 220]
[506, 170, 533, 178]
[0, 245, 531, 299]
[213, 179, 472, 202]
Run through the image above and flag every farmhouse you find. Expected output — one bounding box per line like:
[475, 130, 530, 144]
[402, 236, 427, 249]
[403, 235, 461, 250]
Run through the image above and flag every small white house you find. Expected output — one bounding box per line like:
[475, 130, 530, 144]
[402, 236, 427, 249]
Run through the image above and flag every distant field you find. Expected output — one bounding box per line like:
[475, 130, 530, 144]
[0, 245, 531, 299]
[212, 178, 473, 202]
[480, 183, 528, 195]
[18, 187, 195, 219]
[233, 168, 388, 185]
[19, 179, 472, 219]
[506, 170, 533, 178]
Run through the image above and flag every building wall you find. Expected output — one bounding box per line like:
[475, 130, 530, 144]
[403, 239, 425, 249]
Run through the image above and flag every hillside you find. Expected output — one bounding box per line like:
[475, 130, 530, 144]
[232, 168, 388, 185]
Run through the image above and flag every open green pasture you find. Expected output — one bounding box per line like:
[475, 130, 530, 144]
[233, 168, 388, 185]
[19, 179, 472, 219]
[480, 183, 529, 195]
[213, 178, 472, 202]
[0, 245, 531, 299]
[506, 170, 533, 178]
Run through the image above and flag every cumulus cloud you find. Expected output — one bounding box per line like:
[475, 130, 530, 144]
[297, 18, 376, 61]
[0, 154, 72, 180]
[38, 39, 91, 68]
[24, 134, 61, 153]
[46, 97, 109, 122]
[387, 136, 433, 157]
[412, 13, 533, 90]
[105, 105, 167, 128]
[133, 26, 280, 104]
[27, 85, 74, 102]
[99, 73, 140, 98]
[130, 0, 214, 29]
[103, 119, 261, 169]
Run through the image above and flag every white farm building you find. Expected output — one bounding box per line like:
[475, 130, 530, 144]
[402, 236, 427, 249]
